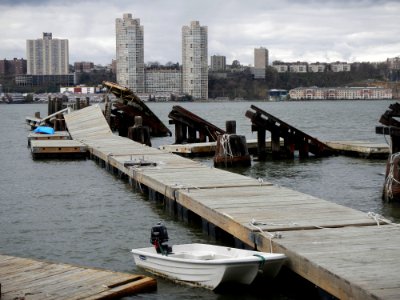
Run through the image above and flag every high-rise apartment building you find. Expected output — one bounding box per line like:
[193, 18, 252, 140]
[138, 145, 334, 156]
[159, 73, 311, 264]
[210, 55, 226, 71]
[252, 47, 269, 79]
[115, 13, 145, 93]
[182, 21, 208, 100]
[26, 33, 69, 75]
[0, 58, 27, 75]
[254, 47, 269, 68]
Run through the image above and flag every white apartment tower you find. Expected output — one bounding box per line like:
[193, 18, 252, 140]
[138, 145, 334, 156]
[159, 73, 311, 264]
[182, 21, 208, 100]
[254, 47, 269, 68]
[26, 33, 69, 75]
[253, 47, 269, 79]
[116, 13, 145, 93]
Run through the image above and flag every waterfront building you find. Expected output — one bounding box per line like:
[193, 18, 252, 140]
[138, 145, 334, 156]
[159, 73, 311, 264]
[210, 55, 226, 71]
[289, 87, 392, 100]
[308, 63, 326, 73]
[330, 62, 351, 72]
[115, 13, 145, 93]
[26, 33, 69, 75]
[60, 85, 101, 94]
[0, 58, 27, 75]
[16, 74, 75, 87]
[387, 57, 400, 70]
[74, 62, 94, 73]
[289, 62, 308, 73]
[272, 64, 289, 73]
[182, 21, 208, 100]
[145, 69, 182, 96]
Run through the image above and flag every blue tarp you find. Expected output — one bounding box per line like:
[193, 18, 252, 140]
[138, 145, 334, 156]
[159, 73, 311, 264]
[33, 126, 55, 134]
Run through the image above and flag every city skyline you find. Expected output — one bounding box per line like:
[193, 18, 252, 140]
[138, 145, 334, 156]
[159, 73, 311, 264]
[0, 0, 399, 66]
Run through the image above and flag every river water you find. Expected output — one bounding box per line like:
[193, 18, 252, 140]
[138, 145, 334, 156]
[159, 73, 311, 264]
[0, 100, 399, 299]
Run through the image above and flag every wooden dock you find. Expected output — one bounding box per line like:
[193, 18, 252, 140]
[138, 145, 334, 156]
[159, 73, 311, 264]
[28, 131, 71, 146]
[0, 254, 156, 300]
[60, 105, 400, 300]
[326, 140, 389, 158]
[160, 139, 389, 158]
[30, 140, 87, 159]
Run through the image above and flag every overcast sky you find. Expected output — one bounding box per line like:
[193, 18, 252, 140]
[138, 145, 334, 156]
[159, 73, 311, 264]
[0, 0, 399, 66]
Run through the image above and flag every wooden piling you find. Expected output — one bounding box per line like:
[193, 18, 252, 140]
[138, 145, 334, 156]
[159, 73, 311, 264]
[128, 116, 152, 146]
[213, 120, 251, 167]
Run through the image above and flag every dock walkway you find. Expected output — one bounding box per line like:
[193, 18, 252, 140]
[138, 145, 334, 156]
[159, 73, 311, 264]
[63, 105, 400, 300]
[0, 254, 156, 300]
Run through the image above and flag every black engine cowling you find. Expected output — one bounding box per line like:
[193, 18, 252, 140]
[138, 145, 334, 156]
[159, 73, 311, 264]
[150, 222, 172, 254]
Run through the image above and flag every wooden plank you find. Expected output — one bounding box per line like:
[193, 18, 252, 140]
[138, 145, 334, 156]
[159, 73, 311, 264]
[30, 140, 87, 154]
[269, 225, 400, 300]
[326, 140, 389, 158]
[0, 255, 156, 300]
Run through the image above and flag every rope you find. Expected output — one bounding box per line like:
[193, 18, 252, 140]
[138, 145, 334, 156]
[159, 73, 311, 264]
[249, 220, 282, 253]
[384, 152, 400, 201]
[367, 211, 400, 227]
[220, 134, 233, 158]
[253, 254, 266, 268]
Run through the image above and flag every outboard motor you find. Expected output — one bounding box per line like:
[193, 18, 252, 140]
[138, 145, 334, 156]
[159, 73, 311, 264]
[150, 222, 172, 255]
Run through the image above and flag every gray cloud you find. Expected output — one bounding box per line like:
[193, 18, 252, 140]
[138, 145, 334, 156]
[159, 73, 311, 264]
[0, 0, 399, 65]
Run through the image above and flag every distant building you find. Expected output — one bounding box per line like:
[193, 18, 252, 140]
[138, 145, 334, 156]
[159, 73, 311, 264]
[115, 13, 145, 93]
[182, 21, 208, 100]
[254, 47, 269, 68]
[145, 69, 182, 95]
[74, 62, 94, 73]
[272, 64, 288, 73]
[289, 62, 308, 73]
[26, 32, 69, 75]
[0, 58, 27, 75]
[210, 55, 226, 71]
[252, 47, 269, 79]
[269, 89, 288, 101]
[16, 74, 75, 87]
[289, 87, 392, 100]
[330, 62, 351, 72]
[308, 63, 326, 73]
[387, 57, 400, 70]
[60, 85, 102, 94]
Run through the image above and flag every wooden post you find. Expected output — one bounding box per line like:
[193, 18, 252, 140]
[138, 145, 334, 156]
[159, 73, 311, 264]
[47, 95, 52, 115]
[214, 121, 251, 167]
[34, 112, 41, 119]
[128, 116, 151, 146]
[271, 129, 280, 159]
[226, 120, 236, 134]
[75, 97, 81, 110]
[85, 96, 90, 107]
[299, 139, 310, 158]
[257, 129, 267, 160]
[187, 127, 197, 142]
[174, 123, 186, 144]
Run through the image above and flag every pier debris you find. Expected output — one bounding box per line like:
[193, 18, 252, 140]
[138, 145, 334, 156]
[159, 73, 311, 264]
[376, 102, 400, 201]
[245, 105, 335, 159]
[103, 81, 171, 137]
[168, 105, 225, 144]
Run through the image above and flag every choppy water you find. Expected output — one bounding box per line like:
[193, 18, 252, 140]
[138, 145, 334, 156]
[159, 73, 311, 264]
[0, 101, 399, 299]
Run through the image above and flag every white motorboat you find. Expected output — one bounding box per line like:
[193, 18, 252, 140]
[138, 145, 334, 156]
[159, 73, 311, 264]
[131, 223, 286, 290]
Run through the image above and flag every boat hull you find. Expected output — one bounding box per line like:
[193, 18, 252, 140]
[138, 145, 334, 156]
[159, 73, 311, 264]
[132, 243, 286, 290]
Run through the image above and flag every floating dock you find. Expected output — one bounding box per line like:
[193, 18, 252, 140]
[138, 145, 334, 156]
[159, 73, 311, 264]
[0, 254, 156, 300]
[27, 131, 70, 146]
[160, 139, 389, 158]
[30, 140, 87, 159]
[58, 105, 400, 299]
